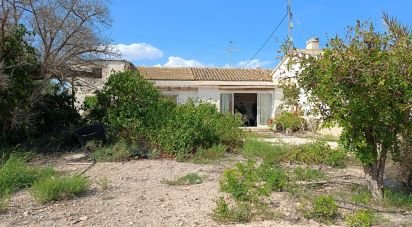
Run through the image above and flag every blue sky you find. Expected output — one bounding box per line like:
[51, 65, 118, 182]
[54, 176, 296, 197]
[109, 0, 412, 68]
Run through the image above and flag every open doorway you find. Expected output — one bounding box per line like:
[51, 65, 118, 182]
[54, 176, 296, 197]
[234, 93, 257, 127]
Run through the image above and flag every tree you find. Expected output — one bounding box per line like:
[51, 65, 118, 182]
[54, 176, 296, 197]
[1, 0, 114, 80]
[294, 16, 412, 199]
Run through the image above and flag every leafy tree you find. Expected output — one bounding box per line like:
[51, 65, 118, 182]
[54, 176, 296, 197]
[0, 24, 39, 142]
[294, 16, 412, 199]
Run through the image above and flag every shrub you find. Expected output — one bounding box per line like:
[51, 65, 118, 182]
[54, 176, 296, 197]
[345, 210, 378, 227]
[163, 173, 203, 186]
[273, 112, 304, 132]
[91, 71, 175, 141]
[91, 140, 133, 162]
[287, 142, 347, 168]
[293, 167, 325, 181]
[154, 101, 243, 160]
[220, 160, 288, 202]
[311, 195, 338, 223]
[31, 175, 89, 203]
[212, 197, 252, 223]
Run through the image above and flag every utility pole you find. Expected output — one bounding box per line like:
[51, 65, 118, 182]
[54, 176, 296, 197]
[287, 0, 293, 52]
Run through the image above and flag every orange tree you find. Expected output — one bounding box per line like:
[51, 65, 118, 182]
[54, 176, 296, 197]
[295, 15, 412, 199]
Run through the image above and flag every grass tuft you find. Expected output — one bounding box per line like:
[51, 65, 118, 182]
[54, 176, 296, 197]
[384, 189, 412, 209]
[31, 175, 89, 203]
[163, 173, 203, 186]
[292, 167, 325, 181]
[91, 141, 132, 162]
[190, 144, 226, 164]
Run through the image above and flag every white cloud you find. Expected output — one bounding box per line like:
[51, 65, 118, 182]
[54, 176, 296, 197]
[111, 43, 163, 61]
[157, 56, 205, 67]
[236, 59, 272, 69]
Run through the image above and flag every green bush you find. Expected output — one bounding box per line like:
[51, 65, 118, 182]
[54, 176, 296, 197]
[287, 142, 347, 168]
[163, 173, 203, 186]
[212, 197, 252, 223]
[220, 160, 288, 202]
[345, 210, 378, 227]
[91, 71, 174, 141]
[311, 195, 338, 223]
[31, 175, 89, 203]
[153, 101, 243, 160]
[91, 72, 244, 160]
[273, 112, 304, 132]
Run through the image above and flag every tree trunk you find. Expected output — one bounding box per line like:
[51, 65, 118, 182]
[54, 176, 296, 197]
[363, 148, 387, 200]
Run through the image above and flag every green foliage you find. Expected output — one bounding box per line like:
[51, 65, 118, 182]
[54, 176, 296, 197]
[273, 112, 303, 132]
[163, 173, 203, 186]
[91, 70, 173, 141]
[220, 160, 288, 202]
[293, 167, 325, 181]
[295, 17, 412, 198]
[33, 85, 80, 136]
[241, 139, 289, 164]
[279, 80, 300, 107]
[0, 156, 55, 199]
[351, 185, 372, 205]
[212, 197, 252, 223]
[154, 101, 243, 159]
[287, 142, 347, 168]
[0, 25, 39, 143]
[92, 71, 244, 160]
[311, 195, 338, 223]
[31, 175, 89, 203]
[91, 140, 133, 162]
[190, 144, 227, 164]
[345, 210, 378, 227]
[384, 189, 412, 209]
[83, 95, 98, 110]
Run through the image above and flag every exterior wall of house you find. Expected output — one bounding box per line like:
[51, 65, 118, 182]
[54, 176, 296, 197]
[75, 60, 132, 108]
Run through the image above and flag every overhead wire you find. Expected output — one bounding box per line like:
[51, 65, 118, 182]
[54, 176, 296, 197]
[242, 12, 288, 68]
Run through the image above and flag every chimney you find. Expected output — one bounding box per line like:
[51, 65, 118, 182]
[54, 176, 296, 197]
[306, 37, 319, 50]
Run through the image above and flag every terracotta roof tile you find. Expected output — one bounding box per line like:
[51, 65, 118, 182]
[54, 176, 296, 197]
[137, 67, 273, 81]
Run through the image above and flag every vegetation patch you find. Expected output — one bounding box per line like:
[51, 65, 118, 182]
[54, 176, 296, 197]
[345, 210, 379, 227]
[91, 140, 133, 162]
[286, 142, 346, 168]
[273, 112, 304, 133]
[308, 195, 339, 224]
[384, 189, 412, 209]
[292, 167, 325, 181]
[241, 139, 289, 164]
[212, 197, 252, 223]
[163, 173, 203, 186]
[189, 144, 227, 164]
[31, 175, 89, 204]
[0, 156, 55, 203]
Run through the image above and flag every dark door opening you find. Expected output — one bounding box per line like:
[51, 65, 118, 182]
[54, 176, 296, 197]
[234, 93, 257, 127]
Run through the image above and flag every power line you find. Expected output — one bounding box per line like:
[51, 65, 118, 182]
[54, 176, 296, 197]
[242, 12, 288, 68]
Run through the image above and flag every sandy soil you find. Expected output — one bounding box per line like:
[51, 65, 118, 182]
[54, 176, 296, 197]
[1, 152, 411, 226]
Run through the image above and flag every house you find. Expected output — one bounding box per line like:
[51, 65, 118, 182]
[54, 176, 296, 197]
[137, 67, 282, 127]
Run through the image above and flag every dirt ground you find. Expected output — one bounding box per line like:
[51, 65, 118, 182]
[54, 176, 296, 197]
[1, 152, 411, 226]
